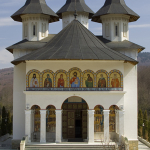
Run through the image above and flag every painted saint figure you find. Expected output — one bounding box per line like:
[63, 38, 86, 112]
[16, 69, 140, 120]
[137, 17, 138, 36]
[70, 72, 80, 87]
[58, 74, 64, 88]
[30, 74, 39, 87]
[98, 74, 106, 88]
[44, 74, 52, 88]
[111, 74, 120, 88]
[85, 74, 93, 88]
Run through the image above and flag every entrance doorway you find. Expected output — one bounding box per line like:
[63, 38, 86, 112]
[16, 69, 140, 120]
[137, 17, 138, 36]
[62, 97, 88, 141]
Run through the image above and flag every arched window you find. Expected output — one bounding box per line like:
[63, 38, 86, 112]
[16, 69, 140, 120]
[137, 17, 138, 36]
[123, 23, 127, 37]
[105, 23, 109, 37]
[33, 25, 36, 36]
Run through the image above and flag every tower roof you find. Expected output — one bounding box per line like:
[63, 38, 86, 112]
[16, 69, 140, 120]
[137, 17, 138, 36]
[56, 0, 94, 19]
[11, 20, 137, 65]
[92, 0, 140, 23]
[11, 0, 59, 23]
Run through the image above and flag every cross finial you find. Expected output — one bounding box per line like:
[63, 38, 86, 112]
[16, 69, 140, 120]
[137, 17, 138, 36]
[74, 0, 78, 19]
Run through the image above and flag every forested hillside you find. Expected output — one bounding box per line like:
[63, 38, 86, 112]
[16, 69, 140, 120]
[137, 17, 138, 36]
[0, 52, 150, 117]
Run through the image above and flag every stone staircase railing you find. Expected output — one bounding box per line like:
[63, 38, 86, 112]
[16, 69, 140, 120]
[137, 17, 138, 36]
[20, 136, 28, 150]
[138, 136, 150, 148]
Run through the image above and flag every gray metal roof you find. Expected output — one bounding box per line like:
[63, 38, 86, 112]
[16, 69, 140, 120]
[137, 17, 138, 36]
[6, 35, 55, 53]
[57, 0, 94, 19]
[11, 0, 59, 23]
[97, 36, 145, 53]
[11, 20, 137, 65]
[92, 0, 140, 23]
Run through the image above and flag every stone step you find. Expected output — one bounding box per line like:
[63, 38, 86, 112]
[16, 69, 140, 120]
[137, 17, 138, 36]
[25, 145, 115, 150]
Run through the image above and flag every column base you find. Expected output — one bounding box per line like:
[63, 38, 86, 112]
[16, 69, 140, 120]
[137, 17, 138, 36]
[55, 140, 61, 143]
[128, 140, 138, 150]
[40, 140, 46, 143]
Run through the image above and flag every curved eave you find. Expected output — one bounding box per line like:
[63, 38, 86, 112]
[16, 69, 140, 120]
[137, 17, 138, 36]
[11, 13, 59, 23]
[92, 14, 140, 23]
[11, 59, 138, 66]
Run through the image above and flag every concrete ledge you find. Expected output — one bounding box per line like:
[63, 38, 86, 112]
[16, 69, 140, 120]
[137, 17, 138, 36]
[138, 136, 150, 148]
[12, 139, 21, 149]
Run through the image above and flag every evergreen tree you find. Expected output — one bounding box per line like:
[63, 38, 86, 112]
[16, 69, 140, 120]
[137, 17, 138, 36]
[143, 110, 148, 140]
[148, 119, 150, 142]
[7, 112, 12, 134]
[138, 109, 143, 137]
[1, 106, 7, 135]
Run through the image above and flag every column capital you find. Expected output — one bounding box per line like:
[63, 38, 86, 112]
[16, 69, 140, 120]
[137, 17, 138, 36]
[25, 110, 31, 114]
[88, 110, 95, 114]
[55, 110, 62, 114]
[103, 110, 110, 115]
[40, 110, 47, 114]
[119, 110, 125, 115]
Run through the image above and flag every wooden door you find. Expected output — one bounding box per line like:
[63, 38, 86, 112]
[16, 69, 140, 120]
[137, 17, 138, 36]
[82, 110, 87, 139]
[68, 111, 75, 138]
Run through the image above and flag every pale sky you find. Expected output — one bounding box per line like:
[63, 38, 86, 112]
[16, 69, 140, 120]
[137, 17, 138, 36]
[0, 0, 149, 69]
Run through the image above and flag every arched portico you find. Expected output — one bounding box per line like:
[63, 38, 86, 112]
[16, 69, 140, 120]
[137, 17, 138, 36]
[61, 96, 89, 141]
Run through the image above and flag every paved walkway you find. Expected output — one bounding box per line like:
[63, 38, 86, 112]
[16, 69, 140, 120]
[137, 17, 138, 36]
[139, 141, 150, 150]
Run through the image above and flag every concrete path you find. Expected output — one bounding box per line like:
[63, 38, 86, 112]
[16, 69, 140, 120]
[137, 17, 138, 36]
[139, 141, 150, 150]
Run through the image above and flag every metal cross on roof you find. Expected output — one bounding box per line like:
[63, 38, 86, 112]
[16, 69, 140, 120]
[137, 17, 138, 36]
[74, 0, 78, 19]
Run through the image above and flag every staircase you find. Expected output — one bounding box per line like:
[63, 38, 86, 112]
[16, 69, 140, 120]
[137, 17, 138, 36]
[25, 143, 115, 150]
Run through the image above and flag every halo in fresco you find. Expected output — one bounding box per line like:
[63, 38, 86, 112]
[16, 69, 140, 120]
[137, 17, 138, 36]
[56, 73, 67, 88]
[97, 73, 107, 88]
[43, 72, 54, 88]
[110, 72, 121, 88]
[29, 72, 40, 87]
[83, 72, 94, 88]
[69, 70, 81, 88]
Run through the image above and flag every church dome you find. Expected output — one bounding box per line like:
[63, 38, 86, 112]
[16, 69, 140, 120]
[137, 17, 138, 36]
[92, 0, 140, 23]
[56, 0, 94, 19]
[11, 19, 137, 65]
[11, 0, 59, 23]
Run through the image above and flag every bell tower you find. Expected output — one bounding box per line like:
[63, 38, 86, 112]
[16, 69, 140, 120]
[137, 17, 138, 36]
[92, 0, 140, 42]
[56, 0, 94, 29]
[11, 0, 59, 41]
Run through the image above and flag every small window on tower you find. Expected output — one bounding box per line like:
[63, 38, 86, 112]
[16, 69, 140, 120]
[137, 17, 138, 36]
[106, 23, 109, 37]
[123, 23, 127, 37]
[115, 25, 118, 36]
[115, 24, 119, 37]
[33, 25, 36, 36]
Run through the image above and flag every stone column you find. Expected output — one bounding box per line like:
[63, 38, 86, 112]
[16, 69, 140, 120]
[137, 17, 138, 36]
[55, 110, 62, 143]
[103, 110, 110, 143]
[40, 110, 46, 143]
[115, 110, 119, 134]
[25, 110, 31, 143]
[119, 110, 125, 143]
[88, 110, 95, 143]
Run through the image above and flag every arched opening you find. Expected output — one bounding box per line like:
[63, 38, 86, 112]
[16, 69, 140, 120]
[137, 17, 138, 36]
[94, 105, 104, 140]
[109, 105, 119, 132]
[61, 96, 88, 142]
[31, 105, 41, 142]
[46, 105, 56, 142]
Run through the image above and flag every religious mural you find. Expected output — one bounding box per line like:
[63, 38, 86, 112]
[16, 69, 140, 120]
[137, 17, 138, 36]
[43, 73, 53, 88]
[46, 105, 56, 132]
[26, 68, 123, 89]
[56, 73, 67, 88]
[110, 73, 120, 88]
[70, 70, 81, 88]
[31, 105, 40, 132]
[109, 105, 119, 132]
[83, 73, 94, 88]
[29, 72, 40, 87]
[97, 73, 107, 88]
[94, 105, 104, 132]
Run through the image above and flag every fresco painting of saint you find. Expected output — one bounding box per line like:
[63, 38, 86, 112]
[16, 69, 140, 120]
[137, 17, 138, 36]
[30, 74, 39, 87]
[44, 74, 52, 88]
[111, 74, 120, 88]
[58, 74, 64, 88]
[70, 72, 80, 87]
[98, 74, 106, 88]
[85, 74, 93, 88]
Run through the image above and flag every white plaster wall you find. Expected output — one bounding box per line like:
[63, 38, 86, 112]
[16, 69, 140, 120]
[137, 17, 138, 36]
[13, 49, 34, 60]
[62, 12, 89, 29]
[21, 14, 49, 41]
[101, 14, 130, 42]
[13, 63, 26, 140]
[124, 63, 137, 140]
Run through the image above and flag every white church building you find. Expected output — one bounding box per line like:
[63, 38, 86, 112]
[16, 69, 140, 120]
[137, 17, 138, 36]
[6, 0, 145, 149]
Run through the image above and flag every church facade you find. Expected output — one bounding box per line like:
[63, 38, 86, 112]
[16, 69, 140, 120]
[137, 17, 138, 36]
[7, 0, 145, 149]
